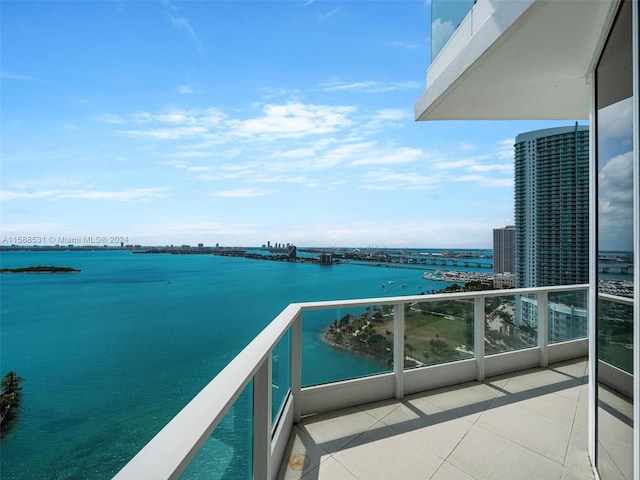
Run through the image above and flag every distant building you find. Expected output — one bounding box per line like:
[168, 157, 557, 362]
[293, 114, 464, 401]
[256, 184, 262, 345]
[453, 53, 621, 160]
[319, 252, 333, 265]
[493, 225, 515, 275]
[493, 272, 515, 289]
[514, 124, 589, 288]
[518, 295, 587, 344]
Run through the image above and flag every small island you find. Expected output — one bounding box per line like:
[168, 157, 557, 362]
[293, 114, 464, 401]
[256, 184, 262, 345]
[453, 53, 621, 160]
[0, 266, 81, 274]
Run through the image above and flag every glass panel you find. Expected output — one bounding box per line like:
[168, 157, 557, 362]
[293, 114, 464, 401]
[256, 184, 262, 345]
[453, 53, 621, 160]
[595, 1, 635, 478]
[431, 0, 474, 60]
[302, 307, 390, 387]
[486, 294, 537, 355]
[405, 298, 473, 366]
[548, 290, 587, 343]
[598, 297, 634, 374]
[180, 384, 252, 479]
[272, 327, 291, 422]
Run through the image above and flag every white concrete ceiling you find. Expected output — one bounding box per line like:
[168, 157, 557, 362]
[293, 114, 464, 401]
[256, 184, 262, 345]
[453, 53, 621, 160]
[415, 0, 619, 121]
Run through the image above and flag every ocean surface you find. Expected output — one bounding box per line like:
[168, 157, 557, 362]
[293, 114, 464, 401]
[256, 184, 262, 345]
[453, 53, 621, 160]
[0, 249, 490, 479]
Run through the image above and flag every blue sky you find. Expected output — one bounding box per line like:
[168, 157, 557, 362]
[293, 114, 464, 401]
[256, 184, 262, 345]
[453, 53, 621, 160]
[1, 1, 579, 248]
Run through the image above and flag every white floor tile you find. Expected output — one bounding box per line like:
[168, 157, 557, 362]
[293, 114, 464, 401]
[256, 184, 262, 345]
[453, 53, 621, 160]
[276, 359, 594, 480]
[447, 425, 564, 480]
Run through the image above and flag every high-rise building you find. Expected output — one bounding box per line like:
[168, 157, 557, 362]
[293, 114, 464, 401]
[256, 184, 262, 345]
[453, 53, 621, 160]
[514, 124, 589, 288]
[492, 225, 515, 274]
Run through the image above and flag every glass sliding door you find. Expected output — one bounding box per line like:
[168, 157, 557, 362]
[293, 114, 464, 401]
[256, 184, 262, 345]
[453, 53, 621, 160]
[595, 1, 636, 478]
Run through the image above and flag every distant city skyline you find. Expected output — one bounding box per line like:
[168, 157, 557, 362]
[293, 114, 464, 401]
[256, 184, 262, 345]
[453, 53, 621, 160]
[1, 1, 583, 248]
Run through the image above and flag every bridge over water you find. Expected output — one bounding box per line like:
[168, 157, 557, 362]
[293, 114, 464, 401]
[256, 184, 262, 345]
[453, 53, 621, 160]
[599, 264, 633, 274]
[427, 258, 491, 268]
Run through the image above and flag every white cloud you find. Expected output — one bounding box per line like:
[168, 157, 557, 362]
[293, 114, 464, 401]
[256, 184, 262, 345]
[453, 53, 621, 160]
[230, 103, 356, 140]
[599, 151, 633, 243]
[319, 6, 342, 20]
[469, 163, 512, 173]
[212, 187, 276, 198]
[6, 178, 82, 188]
[91, 100, 516, 211]
[360, 170, 440, 190]
[600, 151, 633, 200]
[131, 221, 260, 242]
[272, 219, 497, 248]
[0, 71, 41, 82]
[386, 41, 421, 49]
[178, 85, 195, 94]
[168, 14, 205, 56]
[319, 80, 421, 93]
[0, 187, 168, 202]
[598, 97, 633, 140]
[453, 174, 512, 187]
[349, 146, 424, 166]
[496, 139, 515, 160]
[97, 113, 126, 124]
[122, 126, 208, 140]
[431, 18, 455, 57]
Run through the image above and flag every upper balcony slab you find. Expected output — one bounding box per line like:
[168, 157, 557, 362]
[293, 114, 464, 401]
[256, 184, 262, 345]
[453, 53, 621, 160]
[415, 0, 618, 121]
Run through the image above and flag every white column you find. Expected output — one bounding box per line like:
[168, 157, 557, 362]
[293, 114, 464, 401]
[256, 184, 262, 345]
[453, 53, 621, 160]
[474, 297, 485, 381]
[394, 303, 405, 400]
[253, 354, 272, 480]
[537, 291, 548, 368]
[291, 312, 302, 423]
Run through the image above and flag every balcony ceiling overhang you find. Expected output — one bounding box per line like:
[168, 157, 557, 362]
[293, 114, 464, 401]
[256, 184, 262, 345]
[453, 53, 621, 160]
[415, 0, 619, 121]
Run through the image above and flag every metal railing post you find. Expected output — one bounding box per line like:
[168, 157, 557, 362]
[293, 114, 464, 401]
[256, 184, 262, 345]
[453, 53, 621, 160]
[537, 291, 549, 368]
[474, 297, 485, 381]
[394, 303, 405, 400]
[291, 312, 302, 423]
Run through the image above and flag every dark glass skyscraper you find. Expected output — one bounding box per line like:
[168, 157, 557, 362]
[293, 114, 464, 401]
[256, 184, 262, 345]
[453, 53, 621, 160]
[492, 225, 515, 274]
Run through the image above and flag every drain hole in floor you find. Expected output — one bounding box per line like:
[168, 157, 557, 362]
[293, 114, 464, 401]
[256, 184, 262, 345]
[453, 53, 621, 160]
[288, 453, 310, 471]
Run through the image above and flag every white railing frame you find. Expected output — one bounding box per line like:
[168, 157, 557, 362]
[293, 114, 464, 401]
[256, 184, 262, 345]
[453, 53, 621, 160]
[114, 284, 589, 480]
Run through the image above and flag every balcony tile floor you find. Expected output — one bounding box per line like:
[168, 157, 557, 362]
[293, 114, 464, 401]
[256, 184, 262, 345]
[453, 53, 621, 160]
[277, 358, 593, 480]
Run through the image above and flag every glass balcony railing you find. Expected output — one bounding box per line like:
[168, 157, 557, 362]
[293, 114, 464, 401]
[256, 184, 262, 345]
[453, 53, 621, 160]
[113, 285, 589, 480]
[405, 298, 474, 366]
[431, 0, 475, 60]
[486, 294, 538, 354]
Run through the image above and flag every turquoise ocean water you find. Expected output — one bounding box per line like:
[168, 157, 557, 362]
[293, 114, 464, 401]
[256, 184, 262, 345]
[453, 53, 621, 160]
[0, 249, 489, 479]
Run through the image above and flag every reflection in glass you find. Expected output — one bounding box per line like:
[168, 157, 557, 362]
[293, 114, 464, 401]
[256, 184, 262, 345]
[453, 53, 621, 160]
[431, 0, 474, 60]
[598, 298, 634, 374]
[597, 382, 634, 480]
[598, 97, 634, 299]
[595, 1, 634, 478]
[548, 290, 587, 343]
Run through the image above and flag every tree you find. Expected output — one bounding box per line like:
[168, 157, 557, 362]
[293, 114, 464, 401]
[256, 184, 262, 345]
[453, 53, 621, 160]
[1, 371, 24, 425]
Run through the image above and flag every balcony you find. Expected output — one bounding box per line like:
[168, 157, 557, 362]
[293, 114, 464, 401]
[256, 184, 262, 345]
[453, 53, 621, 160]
[279, 357, 590, 479]
[113, 285, 591, 480]
[415, 0, 617, 120]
